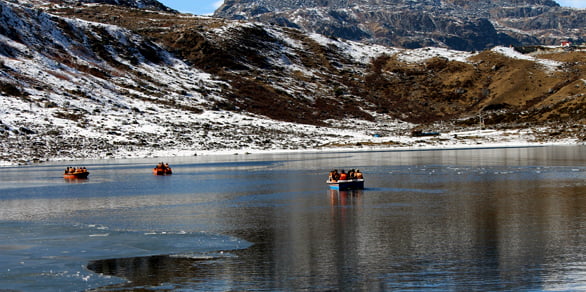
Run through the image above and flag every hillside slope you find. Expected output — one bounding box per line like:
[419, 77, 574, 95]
[0, 1, 584, 164]
[215, 0, 586, 51]
[49, 2, 585, 124]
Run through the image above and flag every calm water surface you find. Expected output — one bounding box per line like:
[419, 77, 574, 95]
[0, 146, 585, 291]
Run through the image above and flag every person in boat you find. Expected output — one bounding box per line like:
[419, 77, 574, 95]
[355, 169, 363, 179]
[328, 169, 340, 182]
[339, 170, 348, 181]
[348, 169, 355, 179]
[154, 162, 171, 171]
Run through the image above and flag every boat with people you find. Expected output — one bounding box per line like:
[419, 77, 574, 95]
[327, 179, 364, 190]
[63, 167, 89, 179]
[326, 169, 364, 190]
[153, 162, 172, 175]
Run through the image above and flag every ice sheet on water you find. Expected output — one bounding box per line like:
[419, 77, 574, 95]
[0, 221, 251, 291]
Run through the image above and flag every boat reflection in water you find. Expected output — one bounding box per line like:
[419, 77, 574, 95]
[329, 189, 363, 206]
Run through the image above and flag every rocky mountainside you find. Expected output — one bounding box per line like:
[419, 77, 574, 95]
[215, 0, 586, 51]
[6, 0, 174, 11]
[0, 0, 584, 164]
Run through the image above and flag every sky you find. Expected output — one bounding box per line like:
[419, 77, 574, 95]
[158, 0, 224, 15]
[158, 0, 585, 15]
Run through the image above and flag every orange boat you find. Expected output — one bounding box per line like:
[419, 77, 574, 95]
[63, 169, 90, 179]
[153, 163, 172, 175]
[153, 168, 172, 175]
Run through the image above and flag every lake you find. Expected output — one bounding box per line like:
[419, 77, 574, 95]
[0, 146, 585, 291]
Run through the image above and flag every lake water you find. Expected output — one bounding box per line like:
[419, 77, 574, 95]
[0, 146, 585, 291]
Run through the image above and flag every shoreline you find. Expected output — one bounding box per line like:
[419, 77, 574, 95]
[2, 137, 582, 167]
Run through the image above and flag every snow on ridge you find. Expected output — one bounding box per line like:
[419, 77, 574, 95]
[266, 27, 304, 50]
[309, 33, 397, 64]
[208, 20, 257, 37]
[308, 33, 336, 47]
[339, 41, 398, 64]
[491, 46, 562, 70]
[309, 33, 472, 65]
[492, 46, 536, 61]
[397, 47, 474, 63]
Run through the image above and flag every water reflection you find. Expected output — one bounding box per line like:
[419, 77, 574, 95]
[63, 178, 91, 184]
[87, 255, 220, 290]
[329, 189, 363, 206]
[59, 175, 586, 290]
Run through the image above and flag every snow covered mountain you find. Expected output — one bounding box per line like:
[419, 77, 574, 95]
[0, 0, 584, 164]
[215, 0, 586, 51]
[9, 0, 174, 11]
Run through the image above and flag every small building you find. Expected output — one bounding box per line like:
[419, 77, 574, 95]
[561, 41, 572, 47]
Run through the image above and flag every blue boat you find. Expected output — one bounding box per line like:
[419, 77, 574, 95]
[327, 179, 365, 190]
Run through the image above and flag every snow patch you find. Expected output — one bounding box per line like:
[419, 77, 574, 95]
[397, 47, 474, 63]
[491, 46, 562, 71]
